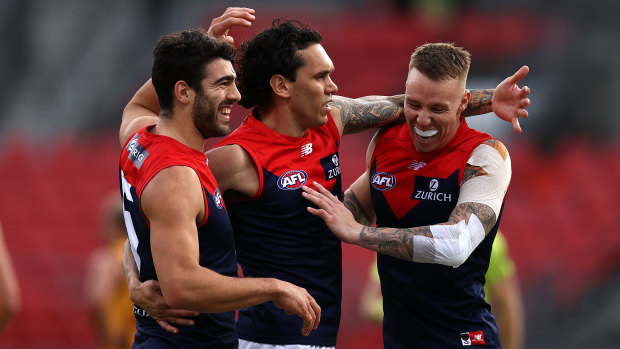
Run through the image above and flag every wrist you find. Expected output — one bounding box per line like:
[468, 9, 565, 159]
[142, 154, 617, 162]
[346, 222, 364, 245]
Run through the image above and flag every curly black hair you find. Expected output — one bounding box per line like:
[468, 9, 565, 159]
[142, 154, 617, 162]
[236, 19, 322, 109]
[151, 28, 236, 112]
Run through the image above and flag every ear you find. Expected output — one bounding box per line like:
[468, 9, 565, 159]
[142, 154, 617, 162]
[269, 74, 291, 98]
[173, 80, 193, 105]
[457, 89, 471, 115]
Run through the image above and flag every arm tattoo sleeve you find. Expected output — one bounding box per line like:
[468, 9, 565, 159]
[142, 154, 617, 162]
[462, 89, 494, 117]
[332, 95, 405, 134]
[446, 202, 497, 233]
[357, 225, 433, 261]
[354, 202, 496, 262]
[343, 190, 373, 226]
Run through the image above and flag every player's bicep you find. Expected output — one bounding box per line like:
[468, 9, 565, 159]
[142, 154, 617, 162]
[332, 95, 404, 135]
[141, 167, 204, 282]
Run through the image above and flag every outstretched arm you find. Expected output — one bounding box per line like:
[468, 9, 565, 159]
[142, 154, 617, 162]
[331, 94, 405, 135]
[332, 83, 529, 137]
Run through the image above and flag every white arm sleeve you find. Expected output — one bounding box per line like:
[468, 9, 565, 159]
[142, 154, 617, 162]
[411, 142, 511, 268]
[457, 142, 512, 219]
[412, 214, 486, 268]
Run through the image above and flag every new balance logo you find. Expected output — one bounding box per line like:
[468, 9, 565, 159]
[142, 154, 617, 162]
[407, 160, 426, 170]
[301, 143, 313, 157]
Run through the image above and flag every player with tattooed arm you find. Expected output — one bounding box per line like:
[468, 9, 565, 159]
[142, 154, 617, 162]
[303, 43, 524, 348]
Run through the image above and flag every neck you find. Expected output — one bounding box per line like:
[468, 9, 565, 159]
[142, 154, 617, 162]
[257, 103, 308, 138]
[153, 113, 206, 152]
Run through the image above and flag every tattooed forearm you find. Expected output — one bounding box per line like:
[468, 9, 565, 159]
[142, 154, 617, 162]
[463, 89, 494, 117]
[343, 190, 373, 226]
[332, 95, 405, 134]
[447, 202, 497, 233]
[357, 225, 433, 261]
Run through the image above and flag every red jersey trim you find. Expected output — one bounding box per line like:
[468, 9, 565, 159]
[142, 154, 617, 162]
[122, 127, 212, 228]
[216, 111, 340, 200]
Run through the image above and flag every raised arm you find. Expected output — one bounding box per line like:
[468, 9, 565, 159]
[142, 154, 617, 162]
[119, 79, 160, 147]
[332, 66, 530, 136]
[302, 139, 511, 267]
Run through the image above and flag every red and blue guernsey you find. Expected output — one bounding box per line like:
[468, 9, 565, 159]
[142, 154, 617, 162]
[370, 120, 502, 349]
[119, 127, 238, 349]
[216, 111, 342, 346]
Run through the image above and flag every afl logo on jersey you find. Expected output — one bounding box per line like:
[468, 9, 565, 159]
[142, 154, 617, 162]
[371, 172, 396, 191]
[277, 170, 308, 190]
[213, 188, 224, 209]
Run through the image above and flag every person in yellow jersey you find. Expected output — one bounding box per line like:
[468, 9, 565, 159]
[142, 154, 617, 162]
[84, 193, 136, 349]
[484, 231, 525, 349]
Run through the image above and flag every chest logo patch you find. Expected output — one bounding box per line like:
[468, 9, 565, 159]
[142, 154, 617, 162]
[277, 170, 308, 190]
[371, 172, 396, 191]
[412, 175, 456, 202]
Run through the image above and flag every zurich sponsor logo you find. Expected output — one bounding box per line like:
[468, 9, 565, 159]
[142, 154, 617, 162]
[277, 170, 308, 190]
[429, 179, 439, 191]
[371, 172, 396, 191]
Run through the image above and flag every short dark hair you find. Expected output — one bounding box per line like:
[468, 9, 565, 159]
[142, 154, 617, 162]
[409, 43, 471, 81]
[236, 19, 322, 109]
[151, 28, 236, 112]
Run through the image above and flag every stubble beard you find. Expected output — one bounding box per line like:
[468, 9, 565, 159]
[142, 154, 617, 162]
[192, 92, 230, 139]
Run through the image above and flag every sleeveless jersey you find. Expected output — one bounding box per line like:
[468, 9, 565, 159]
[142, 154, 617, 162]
[119, 127, 238, 348]
[216, 111, 343, 346]
[370, 120, 502, 348]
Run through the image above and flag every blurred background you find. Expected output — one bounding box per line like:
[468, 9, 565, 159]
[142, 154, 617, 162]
[0, 0, 619, 348]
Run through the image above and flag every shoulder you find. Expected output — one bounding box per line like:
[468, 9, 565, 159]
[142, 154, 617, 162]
[480, 138, 509, 161]
[142, 166, 203, 211]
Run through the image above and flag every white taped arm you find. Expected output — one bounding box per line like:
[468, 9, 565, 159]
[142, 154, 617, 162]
[457, 142, 512, 219]
[412, 214, 486, 267]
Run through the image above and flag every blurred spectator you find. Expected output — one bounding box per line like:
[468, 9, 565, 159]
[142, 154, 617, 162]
[359, 230, 524, 349]
[0, 222, 19, 332]
[484, 231, 524, 349]
[84, 193, 135, 349]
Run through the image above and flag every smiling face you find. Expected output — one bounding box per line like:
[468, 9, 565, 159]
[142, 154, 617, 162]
[288, 44, 338, 129]
[192, 58, 241, 138]
[404, 67, 470, 153]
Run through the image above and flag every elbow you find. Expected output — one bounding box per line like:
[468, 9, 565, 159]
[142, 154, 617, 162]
[444, 253, 469, 268]
[162, 285, 194, 310]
